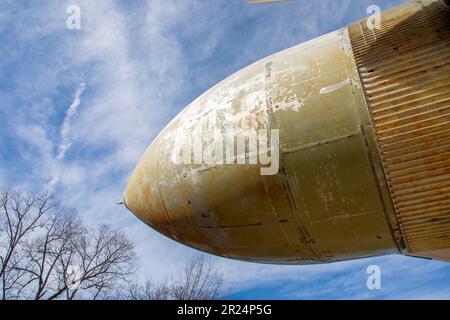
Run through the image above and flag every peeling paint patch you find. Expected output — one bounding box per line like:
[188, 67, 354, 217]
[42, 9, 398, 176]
[274, 96, 305, 113]
[319, 78, 352, 94]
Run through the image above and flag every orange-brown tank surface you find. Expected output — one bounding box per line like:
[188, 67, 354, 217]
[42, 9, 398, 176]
[124, 0, 450, 264]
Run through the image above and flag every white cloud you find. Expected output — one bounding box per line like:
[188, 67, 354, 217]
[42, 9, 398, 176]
[47, 81, 86, 192]
[57, 82, 86, 161]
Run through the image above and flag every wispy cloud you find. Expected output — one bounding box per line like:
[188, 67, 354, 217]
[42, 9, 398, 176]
[47, 81, 86, 191]
[57, 82, 86, 161]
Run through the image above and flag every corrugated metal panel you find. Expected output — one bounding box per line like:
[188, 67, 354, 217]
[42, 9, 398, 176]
[348, 0, 450, 253]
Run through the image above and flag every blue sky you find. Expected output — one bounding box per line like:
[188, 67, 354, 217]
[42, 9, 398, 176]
[1, 0, 449, 299]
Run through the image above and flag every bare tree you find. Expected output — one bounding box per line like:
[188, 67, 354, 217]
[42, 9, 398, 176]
[170, 255, 224, 300]
[123, 278, 170, 300]
[0, 189, 55, 300]
[124, 256, 224, 300]
[18, 210, 81, 299]
[0, 188, 137, 300]
[62, 225, 137, 300]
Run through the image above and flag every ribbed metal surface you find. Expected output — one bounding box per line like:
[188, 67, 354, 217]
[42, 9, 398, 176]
[349, 0, 450, 253]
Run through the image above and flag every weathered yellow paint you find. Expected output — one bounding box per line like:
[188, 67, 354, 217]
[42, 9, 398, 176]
[124, 0, 450, 264]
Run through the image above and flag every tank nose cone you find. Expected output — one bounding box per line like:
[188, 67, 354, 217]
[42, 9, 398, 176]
[123, 149, 177, 240]
[123, 19, 407, 264]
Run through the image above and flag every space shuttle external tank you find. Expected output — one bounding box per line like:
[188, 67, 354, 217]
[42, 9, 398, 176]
[124, 0, 450, 264]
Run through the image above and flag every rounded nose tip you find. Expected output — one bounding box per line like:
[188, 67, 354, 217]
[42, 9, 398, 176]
[123, 170, 153, 227]
[122, 182, 141, 223]
[123, 153, 179, 239]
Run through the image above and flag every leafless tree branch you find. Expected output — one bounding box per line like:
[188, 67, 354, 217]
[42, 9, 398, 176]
[1, 188, 137, 300]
